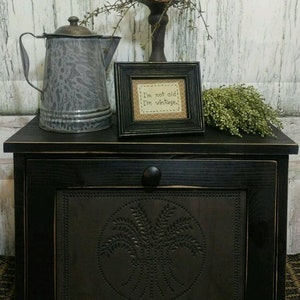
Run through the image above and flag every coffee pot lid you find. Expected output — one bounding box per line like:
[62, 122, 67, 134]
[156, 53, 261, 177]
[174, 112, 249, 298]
[52, 16, 100, 37]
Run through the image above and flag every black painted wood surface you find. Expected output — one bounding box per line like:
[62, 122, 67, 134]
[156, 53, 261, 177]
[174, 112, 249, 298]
[3, 116, 298, 300]
[3, 116, 298, 155]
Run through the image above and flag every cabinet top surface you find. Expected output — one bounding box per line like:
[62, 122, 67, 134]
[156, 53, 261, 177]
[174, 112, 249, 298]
[3, 116, 298, 155]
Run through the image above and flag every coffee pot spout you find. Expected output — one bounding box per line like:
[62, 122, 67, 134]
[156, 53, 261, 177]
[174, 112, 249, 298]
[100, 36, 121, 70]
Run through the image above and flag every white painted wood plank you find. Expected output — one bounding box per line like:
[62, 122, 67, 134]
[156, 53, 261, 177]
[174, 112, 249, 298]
[287, 177, 300, 254]
[0, 0, 300, 254]
[0, 116, 33, 255]
[281, 117, 300, 254]
[0, 180, 14, 255]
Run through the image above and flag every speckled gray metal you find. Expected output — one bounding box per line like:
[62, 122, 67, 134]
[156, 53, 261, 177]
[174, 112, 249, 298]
[19, 17, 120, 133]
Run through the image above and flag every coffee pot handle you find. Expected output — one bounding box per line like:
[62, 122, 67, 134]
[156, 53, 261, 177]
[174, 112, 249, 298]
[19, 32, 44, 94]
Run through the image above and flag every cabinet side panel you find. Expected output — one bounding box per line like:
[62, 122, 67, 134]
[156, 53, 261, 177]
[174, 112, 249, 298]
[13, 154, 26, 300]
[276, 157, 289, 299]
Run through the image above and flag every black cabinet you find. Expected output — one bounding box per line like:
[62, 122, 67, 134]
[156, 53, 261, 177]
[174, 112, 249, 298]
[4, 117, 298, 299]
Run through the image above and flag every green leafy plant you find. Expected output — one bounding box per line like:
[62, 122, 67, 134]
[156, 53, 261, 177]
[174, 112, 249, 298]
[203, 85, 283, 137]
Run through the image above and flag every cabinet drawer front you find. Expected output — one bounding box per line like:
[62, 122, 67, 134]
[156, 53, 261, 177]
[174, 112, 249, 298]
[27, 158, 277, 188]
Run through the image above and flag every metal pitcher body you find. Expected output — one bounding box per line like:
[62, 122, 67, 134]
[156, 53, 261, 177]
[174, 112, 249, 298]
[19, 17, 120, 133]
[40, 36, 111, 132]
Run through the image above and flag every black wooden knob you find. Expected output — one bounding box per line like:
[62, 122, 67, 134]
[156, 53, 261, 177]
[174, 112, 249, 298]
[142, 166, 161, 187]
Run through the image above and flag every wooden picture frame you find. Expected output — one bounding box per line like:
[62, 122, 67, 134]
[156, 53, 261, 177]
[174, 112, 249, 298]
[114, 62, 205, 137]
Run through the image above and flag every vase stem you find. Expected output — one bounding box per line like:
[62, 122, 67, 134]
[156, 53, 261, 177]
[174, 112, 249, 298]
[147, 3, 169, 62]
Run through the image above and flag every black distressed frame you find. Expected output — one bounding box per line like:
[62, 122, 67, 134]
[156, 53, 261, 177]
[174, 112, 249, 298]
[114, 62, 205, 137]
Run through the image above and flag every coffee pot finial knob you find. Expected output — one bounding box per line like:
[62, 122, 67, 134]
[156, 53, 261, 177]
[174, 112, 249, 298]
[68, 16, 79, 26]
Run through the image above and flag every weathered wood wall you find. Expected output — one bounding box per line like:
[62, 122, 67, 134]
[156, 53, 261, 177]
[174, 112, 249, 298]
[0, 0, 300, 255]
[1, 0, 299, 113]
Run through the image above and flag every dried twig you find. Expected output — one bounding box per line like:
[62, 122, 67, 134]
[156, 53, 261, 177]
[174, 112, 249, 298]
[80, 0, 212, 40]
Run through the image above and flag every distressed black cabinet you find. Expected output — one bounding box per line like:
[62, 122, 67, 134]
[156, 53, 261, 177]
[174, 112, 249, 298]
[4, 117, 298, 299]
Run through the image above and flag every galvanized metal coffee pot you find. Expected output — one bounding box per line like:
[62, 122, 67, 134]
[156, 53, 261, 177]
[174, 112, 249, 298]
[19, 16, 120, 133]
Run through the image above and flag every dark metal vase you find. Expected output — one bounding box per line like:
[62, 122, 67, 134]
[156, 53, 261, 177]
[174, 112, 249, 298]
[139, 0, 169, 62]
